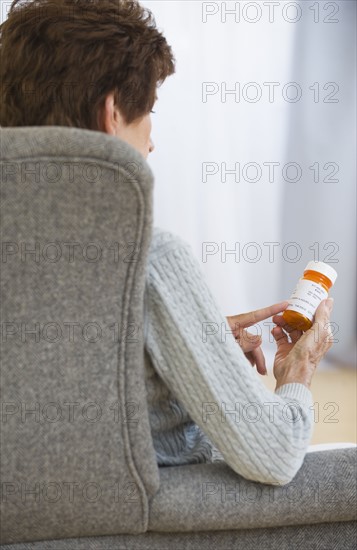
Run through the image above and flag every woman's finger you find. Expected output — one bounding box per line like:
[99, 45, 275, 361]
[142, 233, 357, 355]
[237, 330, 262, 352]
[304, 299, 333, 351]
[244, 350, 256, 367]
[272, 314, 295, 332]
[271, 325, 289, 348]
[290, 299, 334, 367]
[272, 314, 303, 343]
[251, 346, 267, 375]
[228, 301, 290, 329]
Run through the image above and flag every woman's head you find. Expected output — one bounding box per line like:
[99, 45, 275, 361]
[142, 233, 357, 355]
[0, 0, 175, 158]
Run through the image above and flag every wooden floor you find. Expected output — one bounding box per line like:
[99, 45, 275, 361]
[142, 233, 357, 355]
[262, 366, 357, 444]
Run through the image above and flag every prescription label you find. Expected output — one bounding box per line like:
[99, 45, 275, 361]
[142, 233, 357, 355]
[285, 279, 328, 321]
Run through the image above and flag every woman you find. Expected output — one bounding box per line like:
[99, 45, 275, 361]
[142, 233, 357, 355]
[0, 0, 335, 485]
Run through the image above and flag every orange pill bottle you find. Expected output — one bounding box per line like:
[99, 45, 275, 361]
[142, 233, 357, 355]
[283, 261, 337, 331]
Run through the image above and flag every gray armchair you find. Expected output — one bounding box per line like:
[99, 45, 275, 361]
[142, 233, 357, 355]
[0, 127, 356, 549]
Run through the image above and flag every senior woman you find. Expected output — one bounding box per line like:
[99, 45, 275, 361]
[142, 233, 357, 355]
[0, 0, 335, 485]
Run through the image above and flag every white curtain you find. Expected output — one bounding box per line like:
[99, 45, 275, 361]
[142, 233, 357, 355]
[144, 0, 356, 366]
[281, 0, 356, 365]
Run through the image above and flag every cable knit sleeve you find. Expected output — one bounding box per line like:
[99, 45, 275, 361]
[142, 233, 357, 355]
[144, 228, 314, 486]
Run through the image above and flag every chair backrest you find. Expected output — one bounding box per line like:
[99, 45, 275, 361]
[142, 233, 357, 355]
[0, 126, 160, 544]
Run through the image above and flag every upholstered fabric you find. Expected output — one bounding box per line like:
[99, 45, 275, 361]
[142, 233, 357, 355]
[0, 127, 159, 544]
[1, 127, 356, 549]
[1, 521, 356, 549]
[148, 449, 357, 532]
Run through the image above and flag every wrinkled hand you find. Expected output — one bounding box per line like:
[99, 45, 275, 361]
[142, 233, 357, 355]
[226, 301, 289, 376]
[271, 298, 334, 387]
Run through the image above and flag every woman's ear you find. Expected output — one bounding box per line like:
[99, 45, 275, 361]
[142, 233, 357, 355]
[99, 92, 119, 135]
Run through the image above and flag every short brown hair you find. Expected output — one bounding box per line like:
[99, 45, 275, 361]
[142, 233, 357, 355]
[0, 0, 175, 129]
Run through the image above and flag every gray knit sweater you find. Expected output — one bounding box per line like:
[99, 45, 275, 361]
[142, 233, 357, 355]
[143, 227, 314, 486]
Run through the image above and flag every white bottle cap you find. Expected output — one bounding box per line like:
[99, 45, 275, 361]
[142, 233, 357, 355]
[304, 261, 338, 285]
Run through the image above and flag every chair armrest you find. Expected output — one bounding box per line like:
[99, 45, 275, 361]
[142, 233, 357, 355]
[149, 448, 357, 532]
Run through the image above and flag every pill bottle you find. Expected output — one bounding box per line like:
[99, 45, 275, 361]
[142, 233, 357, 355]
[283, 261, 337, 331]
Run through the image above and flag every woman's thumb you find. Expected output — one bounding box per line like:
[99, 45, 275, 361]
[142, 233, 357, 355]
[315, 298, 334, 323]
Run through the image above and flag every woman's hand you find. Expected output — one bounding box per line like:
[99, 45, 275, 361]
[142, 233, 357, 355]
[226, 301, 289, 376]
[271, 298, 334, 389]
